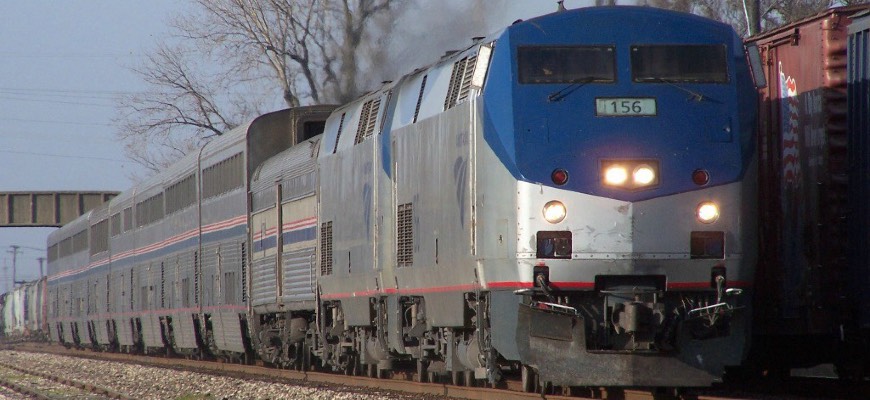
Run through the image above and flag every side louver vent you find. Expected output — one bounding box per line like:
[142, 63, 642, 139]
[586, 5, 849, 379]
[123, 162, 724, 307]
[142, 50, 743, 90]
[332, 112, 345, 154]
[413, 75, 428, 123]
[444, 55, 478, 110]
[240, 242, 247, 302]
[320, 221, 333, 275]
[397, 203, 413, 267]
[354, 98, 381, 144]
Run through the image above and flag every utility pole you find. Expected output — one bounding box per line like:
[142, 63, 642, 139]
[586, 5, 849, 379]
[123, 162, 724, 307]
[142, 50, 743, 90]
[743, 0, 761, 36]
[1, 258, 7, 293]
[7, 245, 19, 290]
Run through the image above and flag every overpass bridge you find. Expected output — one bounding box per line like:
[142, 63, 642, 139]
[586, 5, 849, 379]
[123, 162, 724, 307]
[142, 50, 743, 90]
[0, 191, 118, 228]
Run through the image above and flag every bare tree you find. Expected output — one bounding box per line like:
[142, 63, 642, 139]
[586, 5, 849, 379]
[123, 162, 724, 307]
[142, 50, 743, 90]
[641, 0, 868, 36]
[116, 0, 404, 175]
[115, 42, 242, 176]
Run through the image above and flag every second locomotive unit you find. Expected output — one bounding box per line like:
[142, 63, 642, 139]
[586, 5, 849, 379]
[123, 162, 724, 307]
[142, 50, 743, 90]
[45, 6, 761, 389]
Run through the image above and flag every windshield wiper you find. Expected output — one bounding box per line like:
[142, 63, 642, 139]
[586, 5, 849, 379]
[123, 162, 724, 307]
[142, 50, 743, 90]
[547, 77, 597, 102]
[645, 77, 718, 103]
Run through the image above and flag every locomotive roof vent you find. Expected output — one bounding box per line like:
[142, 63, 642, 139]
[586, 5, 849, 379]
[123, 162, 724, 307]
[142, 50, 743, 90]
[443, 50, 459, 58]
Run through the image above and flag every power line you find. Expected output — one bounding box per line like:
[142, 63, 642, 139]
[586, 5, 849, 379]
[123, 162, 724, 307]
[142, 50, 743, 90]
[0, 95, 116, 108]
[0, 87, 132, 97]
[0, 91, 121, 101]
[0, 117, 114, 127]
[0, 86, 270, 97]
[0, 149, 132, 163]
[0, 86, 127, 94]
[0, 51, 142, 59]
[2, 131, 116, 145]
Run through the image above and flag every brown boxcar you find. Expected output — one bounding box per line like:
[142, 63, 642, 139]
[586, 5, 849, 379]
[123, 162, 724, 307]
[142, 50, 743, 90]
[847, 10, 870, 346]
[749, 5, 870, 375]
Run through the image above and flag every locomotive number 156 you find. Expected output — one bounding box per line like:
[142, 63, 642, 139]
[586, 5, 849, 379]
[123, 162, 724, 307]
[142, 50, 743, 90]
[595, 97, 657, 116]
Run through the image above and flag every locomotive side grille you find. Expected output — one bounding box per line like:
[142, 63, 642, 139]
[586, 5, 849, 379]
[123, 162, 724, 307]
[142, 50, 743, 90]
[129, 273, 134, 310]
[193, 251, 199, 305]
[444, 58, 464, 110]
[333, 112, 345, 154]
[105, 274, 110, 312]
[444, 56, 477, 110]
[355, 102, 371, 144]
[320, 221, 333, 275]
[365, 99, 380, 139]
[378, 90, 392, 134]
[240, 242, 247, 302]
[160, 262, 165, 308]
[397, 203, 413, 267]
[224, 271, 236, 304]
[413, 75, 428, 123]
[354, 98, 381, 144]
[457, 55, 478, 104]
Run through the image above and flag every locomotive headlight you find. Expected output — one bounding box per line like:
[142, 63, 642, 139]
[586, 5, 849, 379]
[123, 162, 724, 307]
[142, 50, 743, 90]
[601, 159, 660, 190]
[604, 166, 628, 186]
[633, 165, 656, 185]
[543, 201, 567, 224]
[697, 202, 720, 223]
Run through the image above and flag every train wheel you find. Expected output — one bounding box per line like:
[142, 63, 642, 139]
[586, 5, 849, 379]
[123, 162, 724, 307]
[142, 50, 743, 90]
[451, 370, 462, 386]
[540, 380, 552, 395]
[352, 357, 361, 376]
[301, 347, 311, 371]
[344, 361, 353, 376]
[521, 365, 536, 393]
[415, 360, 428, 383]
[463, 370, 473, 387]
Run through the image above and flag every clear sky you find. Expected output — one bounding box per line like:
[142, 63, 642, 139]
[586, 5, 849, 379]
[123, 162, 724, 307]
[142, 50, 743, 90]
[0, 0, 595, 292]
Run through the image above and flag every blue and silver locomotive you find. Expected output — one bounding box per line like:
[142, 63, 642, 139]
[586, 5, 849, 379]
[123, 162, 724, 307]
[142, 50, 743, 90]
[46, 6, 760, 389]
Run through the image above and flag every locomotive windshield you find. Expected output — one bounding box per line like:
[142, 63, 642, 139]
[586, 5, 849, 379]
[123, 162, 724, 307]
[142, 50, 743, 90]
[631, 45, 728, 83]
[518, 46, 615, 84]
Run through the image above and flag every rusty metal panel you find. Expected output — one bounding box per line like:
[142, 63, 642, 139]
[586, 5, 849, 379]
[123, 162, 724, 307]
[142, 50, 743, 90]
[750, 5, 870, 336]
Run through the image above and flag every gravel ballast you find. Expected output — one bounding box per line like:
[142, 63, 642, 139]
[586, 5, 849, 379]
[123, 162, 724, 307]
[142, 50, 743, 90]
[0, 350, 410, 400]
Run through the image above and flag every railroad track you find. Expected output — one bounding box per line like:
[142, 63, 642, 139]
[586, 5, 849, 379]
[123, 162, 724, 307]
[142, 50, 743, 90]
[0, 358, 125, 399]
[5, 343, 865, 400]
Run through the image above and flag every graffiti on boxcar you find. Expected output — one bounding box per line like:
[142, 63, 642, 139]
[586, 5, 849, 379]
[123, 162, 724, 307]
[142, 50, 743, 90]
[780, 62, 801, 187]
